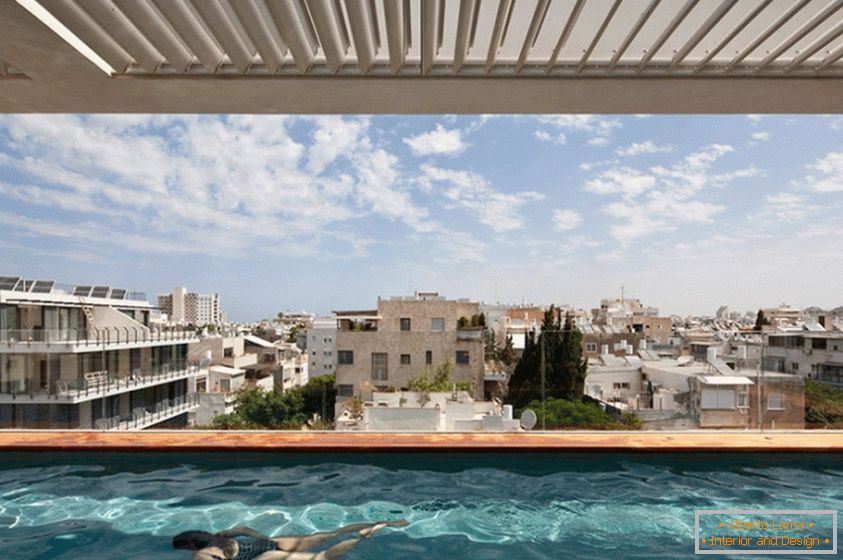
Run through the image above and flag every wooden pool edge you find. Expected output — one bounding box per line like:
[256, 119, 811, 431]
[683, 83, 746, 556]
[3, 431, 843, 452]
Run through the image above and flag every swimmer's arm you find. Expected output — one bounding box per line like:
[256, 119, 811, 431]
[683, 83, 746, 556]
[217, 527, 270, 540]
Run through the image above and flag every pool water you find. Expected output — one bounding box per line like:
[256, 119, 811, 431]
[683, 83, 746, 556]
[0, 452, 841, 559]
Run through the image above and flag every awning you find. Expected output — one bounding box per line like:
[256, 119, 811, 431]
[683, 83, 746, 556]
[209, 365, 245, 377]
[700, 376, 754, 385]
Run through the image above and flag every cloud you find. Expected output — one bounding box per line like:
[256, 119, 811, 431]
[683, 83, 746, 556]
[751, 131, 770, 142]
[0, 115, 439, 261]
[419, 164, 544, 232]
[534, 115, 621, 146]
[403, 124, 467, 156]
[552, 209, 583, 231]
[534, 130, 566, 144]
[750, 193, 821, 222]
[584, 144, 756, 245]
[804, 151, 843, 193]
[584, 167, 657, 198]
[615, 141, 673, 157]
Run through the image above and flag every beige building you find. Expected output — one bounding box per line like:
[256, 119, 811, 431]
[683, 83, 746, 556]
[334, 293, 484, 406]
[157, 286, 221, 326]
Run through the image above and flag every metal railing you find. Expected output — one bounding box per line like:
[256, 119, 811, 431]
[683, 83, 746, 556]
[93, 393, 199, 430]
[0, 361, 204, 399]
[0, 327, 198, 348]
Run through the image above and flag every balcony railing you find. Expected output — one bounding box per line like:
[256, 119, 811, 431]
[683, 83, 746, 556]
[0, 327, 198, 348]
[93, 392, 199, 430]
[456, 327, 484, 340]
[0, 361, 205, 399]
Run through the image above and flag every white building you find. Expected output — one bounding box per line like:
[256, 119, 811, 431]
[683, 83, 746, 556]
[305, 316, 337, 377]
[0, 276, 206, 430]
[336, 390, 520, 432]
[157, 286, 221, 326]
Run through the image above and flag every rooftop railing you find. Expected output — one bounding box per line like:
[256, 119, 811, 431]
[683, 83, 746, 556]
[0, 327, 198, 348]
[94, 392, 199, 430]
[0, 361, 205, 399]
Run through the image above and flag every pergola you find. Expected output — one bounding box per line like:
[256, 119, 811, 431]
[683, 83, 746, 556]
[2, 0, 843, 113]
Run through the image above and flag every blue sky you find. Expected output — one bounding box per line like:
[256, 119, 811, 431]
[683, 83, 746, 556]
[0, 114, 841, 321]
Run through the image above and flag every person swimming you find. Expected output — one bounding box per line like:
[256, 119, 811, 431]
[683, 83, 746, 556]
[172, 520, 409, 560]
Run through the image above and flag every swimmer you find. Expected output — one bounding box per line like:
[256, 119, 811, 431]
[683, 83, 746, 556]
[172, 519, 409, 560]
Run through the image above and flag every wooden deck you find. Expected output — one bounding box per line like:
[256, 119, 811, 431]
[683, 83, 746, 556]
[2, 431, 843, 452]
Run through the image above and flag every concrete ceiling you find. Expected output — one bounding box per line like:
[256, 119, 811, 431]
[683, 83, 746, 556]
[2, 0, 843, 114]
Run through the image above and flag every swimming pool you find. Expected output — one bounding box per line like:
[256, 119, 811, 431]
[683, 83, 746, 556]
[1, 452, 841, 559]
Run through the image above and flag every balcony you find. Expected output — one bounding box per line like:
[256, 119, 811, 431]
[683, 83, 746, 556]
[456, 327, 483, 341]
[0, 361, 206, 403]
[94, 393, 200, 431]
[0, 327, 198, 353]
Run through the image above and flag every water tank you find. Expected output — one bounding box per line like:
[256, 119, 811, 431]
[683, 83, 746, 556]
[502, 405, 513, 421]
[706, 347, 717, 363]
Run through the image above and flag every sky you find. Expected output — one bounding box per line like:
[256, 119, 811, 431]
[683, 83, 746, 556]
[0, 114, 841, 321]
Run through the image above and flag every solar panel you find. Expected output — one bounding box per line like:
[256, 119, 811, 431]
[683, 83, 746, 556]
[110, 288, 127, 300]
[30, 280, 55, 293]
[0, 276, 20, 291]
[73, 286, 93, 297]
[90, 286, 111, 298]
[18, 280, 34, 292]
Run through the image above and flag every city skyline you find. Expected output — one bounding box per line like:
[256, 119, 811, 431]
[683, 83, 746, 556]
[0, 114, 841, 320]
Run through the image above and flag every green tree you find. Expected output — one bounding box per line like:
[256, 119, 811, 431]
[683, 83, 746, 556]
[505, 306, 588, 407]
[519, 397, 642, 430]
[231, 386, 307, 428]
[298, 374, 336, 421]
[505, 329, 540, 409]
[286, 323, 302, 343]
[408, 361, 472, 406]
[251, 325, 267, 338]
[498, 334, 516, 366]
[484, 328, 497, 360]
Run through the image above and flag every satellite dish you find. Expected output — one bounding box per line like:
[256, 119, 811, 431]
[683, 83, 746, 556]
[520, 409, 537, 431]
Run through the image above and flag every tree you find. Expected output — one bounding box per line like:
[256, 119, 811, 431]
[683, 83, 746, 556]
[408, 361, 473, 406]
[519, 397, 642, 430]
[286, 323, 302, 343]
[505, 329, 540, 409]
[498, 334, 516, 366]
[484, 328, 497, 360]
[754, 309, 770, 331]
[251, 326, 267, 338]
[298, 374, 336, 421]
[505, 305, 588, 408]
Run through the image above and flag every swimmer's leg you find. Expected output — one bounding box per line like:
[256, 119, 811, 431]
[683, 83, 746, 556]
[253, 538, 362, 560]
[274, 520, 408, 551]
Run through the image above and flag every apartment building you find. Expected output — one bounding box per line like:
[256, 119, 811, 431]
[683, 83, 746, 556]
[157, 286, 221, 325]
[764, 332, 843, 387]
[592, 297, 672, 344]
[0, 276, 205, 429]
[305, 316, 338, 376]
[334, 293, 484, 406]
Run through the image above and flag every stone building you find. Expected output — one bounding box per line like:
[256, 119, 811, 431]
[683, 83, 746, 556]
[334, 293, 484, 408]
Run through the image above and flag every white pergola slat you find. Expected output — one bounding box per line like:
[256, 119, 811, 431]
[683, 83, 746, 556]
[15, 0, 843, 77]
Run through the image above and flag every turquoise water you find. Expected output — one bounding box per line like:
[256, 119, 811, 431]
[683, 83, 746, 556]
[0, 452, 841, 559]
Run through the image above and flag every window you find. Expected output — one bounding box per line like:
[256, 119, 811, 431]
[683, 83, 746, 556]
[791, 362, 799, 372]
[700, 388, 736, 409]
[431, 318, 445, 332]
[767, 394, 785, 410]
[400, 318, 411, 331]
[400, 354, 411, 365]
[372, 353, 388, 380]
[337, 350, 353, 364]
[585, 343, 598, 353]
[337, 384, 354, 397]
[737, 389, 749, 408]
[426, 350, 432, 365]
[812, 338, 828, 350]
[456, 351, 470, 365]
[612, 382, 630, 389]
